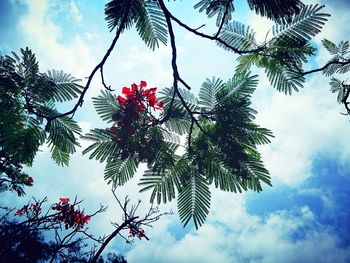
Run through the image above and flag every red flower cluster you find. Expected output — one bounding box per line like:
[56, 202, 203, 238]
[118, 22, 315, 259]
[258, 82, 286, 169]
[14, 203, 41, 216]
[52, 198, 90, 229]
[27, 177, 34, 185]
[14, 206, 28, 216]
[117, 81, 163, 111]
[59, 197, 70, 203]
[128, 227, 145, 240]
[109, 81, 164, 160]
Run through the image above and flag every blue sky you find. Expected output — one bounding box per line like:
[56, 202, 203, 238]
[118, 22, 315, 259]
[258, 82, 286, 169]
[1, 0, 350, 262]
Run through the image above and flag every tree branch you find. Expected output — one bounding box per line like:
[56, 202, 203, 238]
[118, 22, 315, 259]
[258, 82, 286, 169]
[341, 84, 350, 115]
[300, 59, 350, 77]
[159, 0, 264, 55]
[100, 65, 114, 91]
[214, 0, 232, 38]
[33, 0, 134, 122]
[158, 0, 213, 145]
[90, 217, 138, 263]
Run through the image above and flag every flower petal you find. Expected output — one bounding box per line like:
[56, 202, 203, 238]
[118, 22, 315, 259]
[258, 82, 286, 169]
[117, 95, 127, 104]
[140, 81, 147, 88]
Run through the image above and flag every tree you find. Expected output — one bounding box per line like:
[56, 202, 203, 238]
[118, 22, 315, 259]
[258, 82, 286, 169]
[0, 192, 167, 262]
[1, 0, 349, 241]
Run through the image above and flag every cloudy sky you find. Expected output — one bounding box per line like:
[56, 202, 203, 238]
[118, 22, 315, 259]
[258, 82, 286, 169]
[1, 0, 350, 262]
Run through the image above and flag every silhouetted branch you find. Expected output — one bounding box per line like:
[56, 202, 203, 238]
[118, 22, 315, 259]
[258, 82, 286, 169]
[340, 84, 350, 115]
[158, 0, 213, 150]
[100, 65, 114, 91]
[91, 188, 171, 263]
[301, 60, 350, 77]
[25, 0, 133, 123]
[159, 0, 264, 54]
[214, 0, 232, 37]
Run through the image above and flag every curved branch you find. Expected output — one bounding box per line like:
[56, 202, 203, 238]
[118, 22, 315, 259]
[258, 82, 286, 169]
[90, 216, 138, 263]
[100, 65, 114, 91]
[37, 0, 134, 122]
[301, 60, 350, 77]
[214, 0, 232, 38]
[159, 1, 264, 55]
[341, 84, 350, 115]
[158, 0, 212, 146]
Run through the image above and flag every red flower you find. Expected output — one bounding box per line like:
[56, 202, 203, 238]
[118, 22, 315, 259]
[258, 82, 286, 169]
[140, 81, 147, 88]
[59, 198, 70, 203]
[149, 87, 157, 93]
[110, 126, 117, 133]
[122, 87, 133, 98]
[155, 101, 164, 110]
[14, 211, 21, 216]
[27, 177, 34, 184]
[14, 209, 25, 216]
[142, 89, 150, 96]
[31, 204, 41, 212]
[14, 205, 29, 216]
[117, 95, 126, 104]
[131, 83, 138, 93]
[139, 103, 146, 111]
[147, 93, 157, 106]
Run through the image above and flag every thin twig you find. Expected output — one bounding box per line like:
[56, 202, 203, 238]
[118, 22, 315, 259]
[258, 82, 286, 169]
[159, 0, 264, 55]
[27, 1, 132, 123]
[90, 217, 138, 263]
[300, 60, 350, 77]
[100, 65, 115, 91]
[214, 0, 231, 38]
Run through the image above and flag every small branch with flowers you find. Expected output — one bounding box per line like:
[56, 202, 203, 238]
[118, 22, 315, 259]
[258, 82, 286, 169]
[6, 196, 107, 262]
[91, 187, 172, 263]
[1, 190, 171, 262]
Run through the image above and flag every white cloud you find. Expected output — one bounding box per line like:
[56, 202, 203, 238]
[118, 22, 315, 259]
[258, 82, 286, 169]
[244, 0, 350, 186]
[19, 0, 96, 79]
[113, 43, 174, 89]
[248, 14, 274, 44]
[69, 1, 82, 23]
[252, 73, 350, 186]
[126, 193, 350, 263]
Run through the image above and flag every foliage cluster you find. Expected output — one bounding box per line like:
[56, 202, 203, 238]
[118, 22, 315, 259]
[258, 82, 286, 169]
[1, 0, 350, 239]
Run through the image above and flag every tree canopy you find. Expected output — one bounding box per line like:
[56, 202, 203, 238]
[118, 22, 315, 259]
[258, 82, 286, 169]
[1, 0, 349, 238]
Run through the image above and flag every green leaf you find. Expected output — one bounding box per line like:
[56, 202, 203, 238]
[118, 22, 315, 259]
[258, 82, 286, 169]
[105, 0, 142, 31]
[322, 39, 338, 55]
[164, 118, 191, 135]
[47, 116, 81, 166]
[247, 0, 304, 24]
[135, 0, 168, 50]
[224, 71, 258, 99]
[105, 156, 138, 186]
[178, 169, 211, 229]
[177, 87, 200, 112]
[198, 77, 225, 111]
[270, 5, 329, 44]
[45, 70, 83, 102]
[1, 117, 46, 165]
[264, 61, 304, 94]
[51, 147, 70, 166]
[92, 90, 119, 123]
[330, 77, 346, 103]
[338, 41, 350, 57]
[194, 0, 234, 26]
[139, 168, 180, 204]
[217, 21, 257, 52]
[82, 128, 120, 163]
[159, 87, 192, 135]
